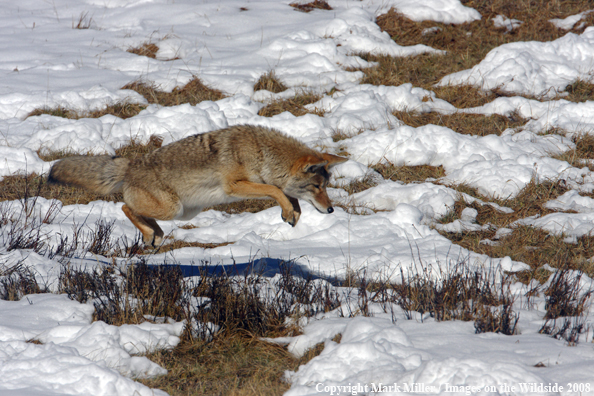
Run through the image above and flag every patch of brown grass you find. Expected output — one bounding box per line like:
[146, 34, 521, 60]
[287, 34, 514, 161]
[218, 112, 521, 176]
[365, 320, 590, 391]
[436, 177, 591, 279]
[27, 101, 147, 120]
[330, 127, 367, 143]
[494, 179, 571, 225]
[374, 163, 446, 184]
[393, 110, 527, 136]
[258, 92, 324, 117]
[362, 1, 594, 104]
[27, 77, 223, 121]
[441, 178, 570, 228]
[553, 133, 594, 171]
[139, 334, 324, 396]
[290, 0, 332, 13]
[254, 71, 288, 93]
[339, 175, 379, 195]
[563, 79, 594, 103]
[127, 42, 159, 59]
[439, 225, 594, 278]
[123, 77, 226, 107]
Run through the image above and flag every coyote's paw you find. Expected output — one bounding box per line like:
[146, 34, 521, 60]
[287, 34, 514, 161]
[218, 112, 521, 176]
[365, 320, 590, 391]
[142, 233, 164, 248]
[281, 208, 299, 227]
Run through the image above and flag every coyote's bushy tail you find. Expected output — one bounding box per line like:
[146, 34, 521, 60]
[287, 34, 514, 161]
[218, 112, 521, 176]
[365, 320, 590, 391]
[48, 155, 130, 195]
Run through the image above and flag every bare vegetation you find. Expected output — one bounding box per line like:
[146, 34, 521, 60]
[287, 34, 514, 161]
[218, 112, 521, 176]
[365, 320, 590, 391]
[433, 177, 594, 278]
[374, 163, 446, 184]
[27, 101, 147, 120]
[257, 92, 325, 117]
[254, 71, 287, 93]
[289, 0, 332, 13]
[539, 269, 592, 344]
[393, 110, 527, 136]
[1, 191, 589, 394]
[123, 77, 226, 106]
[73, 11, 93, 30]
[127, 42, 160, 58]
[367, 0, 594, 104]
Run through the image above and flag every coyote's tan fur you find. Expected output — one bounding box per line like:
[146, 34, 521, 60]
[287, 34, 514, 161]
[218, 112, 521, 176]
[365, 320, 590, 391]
[48, 125, 347, 246]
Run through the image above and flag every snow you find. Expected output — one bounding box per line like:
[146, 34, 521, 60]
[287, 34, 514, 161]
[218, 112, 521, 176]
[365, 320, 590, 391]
[384, 0, 481, 25]
[280, 301, 594, 396]
[463, 96, 594, 138]
[440, 28, 594, 98]
[0, 294, 182, 395]
[492, 15, 523, 32]
[550, 10, 594, 30]
[2, 0, 594, 394]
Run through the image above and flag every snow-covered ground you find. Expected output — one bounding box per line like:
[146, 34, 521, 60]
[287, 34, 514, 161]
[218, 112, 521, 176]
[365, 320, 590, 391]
[2, 0, 594, 395]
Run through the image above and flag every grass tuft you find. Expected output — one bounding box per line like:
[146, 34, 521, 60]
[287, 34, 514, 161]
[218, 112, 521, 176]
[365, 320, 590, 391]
[289, 0, 332, 13]
[373, 163, 445, 184]
[27, 101, 147, 120]
[123, 77, 225, 107]
[393, 110, 527, 136]
[553, 133, 594, 171]
[254, 71, 288, 93]
[127, 42, 160, 59]
[73, 11, 93, 29]
[257, 92, 324, 117]
[539, 269, 592, 344]
[139, 335, 296, 395]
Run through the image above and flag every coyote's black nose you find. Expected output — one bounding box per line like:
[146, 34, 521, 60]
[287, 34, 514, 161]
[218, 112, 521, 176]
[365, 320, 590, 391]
[327, 207, 334, 214]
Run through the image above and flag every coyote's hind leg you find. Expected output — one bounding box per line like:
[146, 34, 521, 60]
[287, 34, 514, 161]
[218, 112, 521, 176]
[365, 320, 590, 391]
[121, 185, 181, 246]
[122, 205, 165, 247]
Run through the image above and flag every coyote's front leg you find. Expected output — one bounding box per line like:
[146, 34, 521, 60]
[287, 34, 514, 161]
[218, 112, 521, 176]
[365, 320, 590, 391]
[225, 180, 299, 226]
[288, 196, 301, 225]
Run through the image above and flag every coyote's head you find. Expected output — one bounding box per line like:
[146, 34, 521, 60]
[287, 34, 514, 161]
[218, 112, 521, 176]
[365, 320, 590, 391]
[285, 153, 348, 214]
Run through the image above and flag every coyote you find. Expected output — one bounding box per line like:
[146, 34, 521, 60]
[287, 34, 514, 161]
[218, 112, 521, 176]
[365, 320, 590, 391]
[48, 125, 348, 246]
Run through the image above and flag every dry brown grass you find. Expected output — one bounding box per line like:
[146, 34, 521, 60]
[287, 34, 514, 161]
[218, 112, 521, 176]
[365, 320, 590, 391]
[393, 110, 527, 136]
[360, 1, 594, 105]
[127, 42, 160, 59]
[289, 0, 332, 13]
[553, 133, 594, 171]
[258, 92, 325, 117]
[123, 77, 226, 107]
[338, 175, 379, 195]
[27, 101, 147, 120]
[435, 178, 594, 278]
[374, 163, 446, 184]
[564, 79, 594, 102]
[441, 178, 570, 228]
[254, 71, 287, 93]
[139, 334, 328, 396]
[440, 225, 594, 279]
[73, 12, 93, 29]
[27, 77, 224, 120]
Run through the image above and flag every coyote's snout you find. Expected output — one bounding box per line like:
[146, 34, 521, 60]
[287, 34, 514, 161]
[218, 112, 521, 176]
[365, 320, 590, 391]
[48, 125, 348, 246]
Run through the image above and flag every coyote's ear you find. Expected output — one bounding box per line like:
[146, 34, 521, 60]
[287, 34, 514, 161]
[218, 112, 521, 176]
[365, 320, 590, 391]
[322, 153, 348, 169]
[292, 155, 328, 174]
